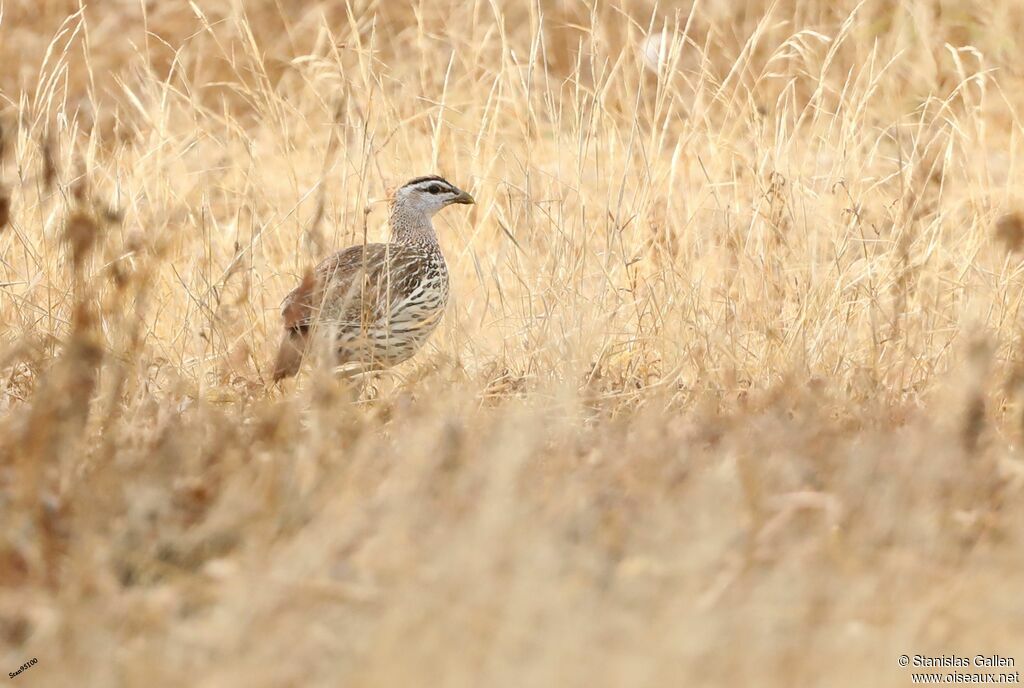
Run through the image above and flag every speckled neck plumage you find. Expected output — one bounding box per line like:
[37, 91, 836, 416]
[389, 202, 439, 247]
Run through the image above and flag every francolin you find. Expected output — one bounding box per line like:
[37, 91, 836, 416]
[273, 175, 474, 381]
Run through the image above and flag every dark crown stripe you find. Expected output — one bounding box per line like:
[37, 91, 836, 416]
[401, 175, 452, 189]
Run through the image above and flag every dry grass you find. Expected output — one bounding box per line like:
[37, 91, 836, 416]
[3, 0, 1024, 685]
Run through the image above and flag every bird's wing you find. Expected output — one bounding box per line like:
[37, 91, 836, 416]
[280, 243, 422, 331]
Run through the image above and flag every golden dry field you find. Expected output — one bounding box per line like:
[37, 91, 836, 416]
[2, 0, 1024, 685]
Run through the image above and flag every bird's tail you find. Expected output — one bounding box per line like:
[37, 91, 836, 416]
[272, 327, 307, 382]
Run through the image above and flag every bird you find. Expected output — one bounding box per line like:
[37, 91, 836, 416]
[272, 175, 474, 382]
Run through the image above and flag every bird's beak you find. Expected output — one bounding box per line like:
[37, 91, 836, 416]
[452, 190, 475, 205]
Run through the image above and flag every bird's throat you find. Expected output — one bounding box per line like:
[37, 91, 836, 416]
[389, 205, 439, 246]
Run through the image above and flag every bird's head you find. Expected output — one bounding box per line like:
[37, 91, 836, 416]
[391, 175, 475, 218]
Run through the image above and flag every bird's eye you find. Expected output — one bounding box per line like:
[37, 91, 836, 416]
[428, 185, 442, 194]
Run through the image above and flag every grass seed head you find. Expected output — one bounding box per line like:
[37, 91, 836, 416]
[63, 210, 100, 270]
[0, 187, 9, 230]
[996, 212, 1024, 253]
[41, 133, 57, 190]
[71, 174, 88, 204]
